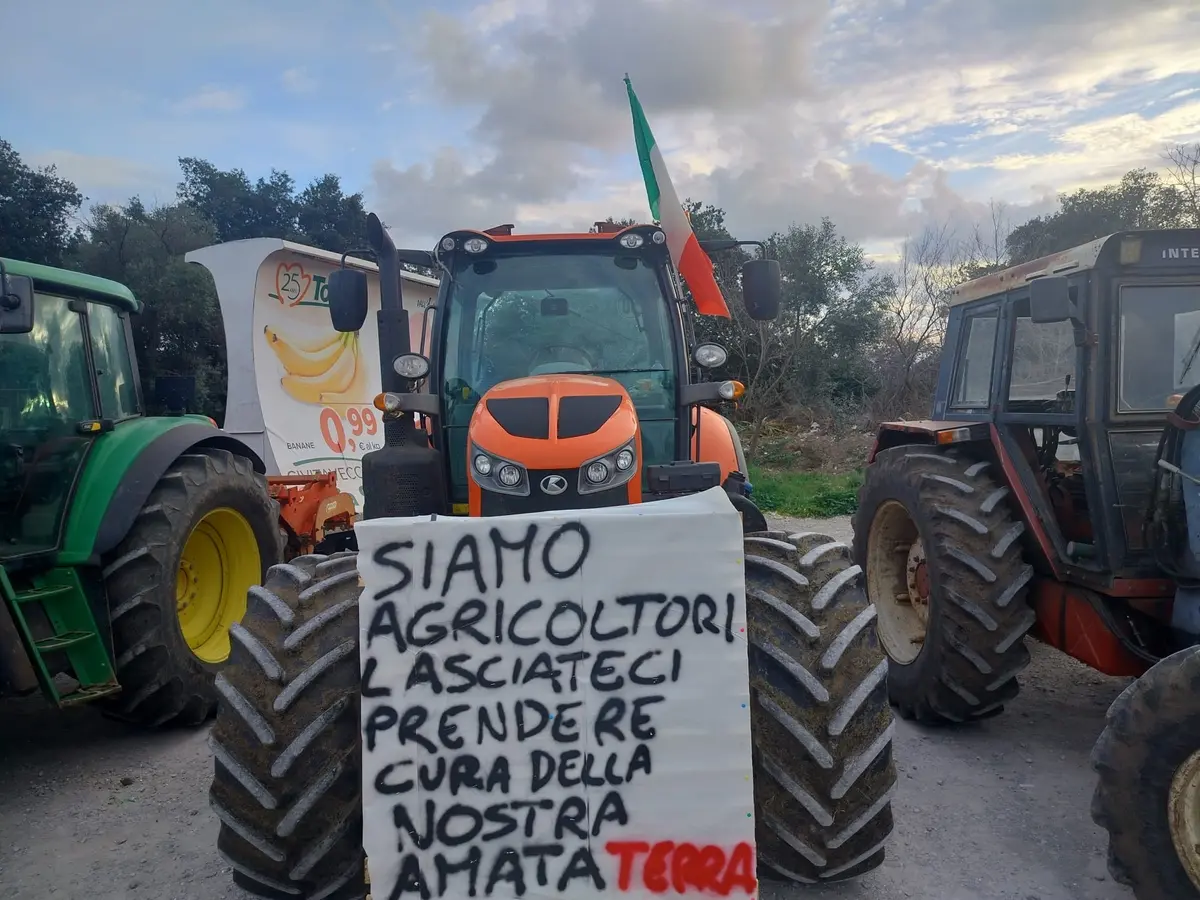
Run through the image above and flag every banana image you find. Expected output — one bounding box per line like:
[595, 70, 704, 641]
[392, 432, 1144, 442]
[264, 325, 350, 377]
[263, 324, 342, 356]
[318, 344, 369, 406]
[280, 335, 360, 404]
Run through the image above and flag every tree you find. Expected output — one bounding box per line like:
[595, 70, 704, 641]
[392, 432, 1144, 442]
[695, 212, 891, 452]
[69, 200, 229, 420]
[177, 158, 368, 253]
[1164, 143, 1200, 227]
[0, 137, 83, 265]
[1005, 168, 1186, 264]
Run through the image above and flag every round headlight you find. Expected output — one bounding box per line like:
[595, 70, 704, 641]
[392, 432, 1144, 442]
[393, 353, 430, 379]
[619, 233, 644, 249]
[651, 230, 666, 244]
[585, 461, 610, 484]
[473, 454, 492, 476]
[615, 448, 634, 471]
[497, 464, 522, 487]
[440, 236, 456, 251]
[693, 343, 728, 369]
[464, 237, 488, 253]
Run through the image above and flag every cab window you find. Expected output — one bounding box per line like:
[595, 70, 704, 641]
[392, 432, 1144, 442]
[88, 302, 140, 420]
[950, 313, 998, 408]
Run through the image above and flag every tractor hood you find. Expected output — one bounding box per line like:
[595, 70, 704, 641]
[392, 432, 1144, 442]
[468, 373, 640, 469]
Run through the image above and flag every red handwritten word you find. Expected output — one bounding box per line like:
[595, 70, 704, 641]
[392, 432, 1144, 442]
[606, 841, 757, 895]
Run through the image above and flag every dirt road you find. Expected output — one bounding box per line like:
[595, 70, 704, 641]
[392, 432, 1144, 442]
[0, 514, 1134, 900]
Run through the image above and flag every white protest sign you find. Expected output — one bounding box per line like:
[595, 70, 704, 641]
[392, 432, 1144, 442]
[355, 487, 758, 900]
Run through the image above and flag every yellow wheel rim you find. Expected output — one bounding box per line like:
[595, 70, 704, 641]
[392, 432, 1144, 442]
[1170, 748, 1200, 891]
[175, 507, 261, 664]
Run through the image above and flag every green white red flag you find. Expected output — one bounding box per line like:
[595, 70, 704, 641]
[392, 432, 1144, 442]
[625, 76, 731, 318]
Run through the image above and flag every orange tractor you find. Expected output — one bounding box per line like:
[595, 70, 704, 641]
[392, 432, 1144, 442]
[206, 214, 900, 899]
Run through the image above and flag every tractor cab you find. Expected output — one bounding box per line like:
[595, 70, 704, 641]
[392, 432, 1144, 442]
[326, 217, 780, 525]
[923, 229, 1200, 585]
[0, 259, 142, 567]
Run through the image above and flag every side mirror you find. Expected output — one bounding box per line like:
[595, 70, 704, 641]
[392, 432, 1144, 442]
[327, 267, 369, 333]
[1029, 275, 1075, 324]
[0, 273, 35, 335]
[742, 259, 781, 321]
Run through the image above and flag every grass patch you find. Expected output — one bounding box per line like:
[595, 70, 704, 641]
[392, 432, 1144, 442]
[747, 465, 863, 518]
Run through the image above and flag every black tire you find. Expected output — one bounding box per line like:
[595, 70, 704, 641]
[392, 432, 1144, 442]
[209, 553, 365, 900]
[852, 445, 1036, 724]
[745, 530, 897, 883]
[99, 447, 283, 728]
[1091, 646, 1200, 899]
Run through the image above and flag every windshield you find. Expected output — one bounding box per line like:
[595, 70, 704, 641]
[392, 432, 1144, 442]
[440, 251, 679, 501]
[0, 293, 97, 559]
[1118, 284, 1200, 412]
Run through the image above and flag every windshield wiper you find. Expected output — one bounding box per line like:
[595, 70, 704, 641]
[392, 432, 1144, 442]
[1181, 324, 1200, 382]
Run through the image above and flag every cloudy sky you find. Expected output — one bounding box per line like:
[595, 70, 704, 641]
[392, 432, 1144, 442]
[3, 0, 1198, 257]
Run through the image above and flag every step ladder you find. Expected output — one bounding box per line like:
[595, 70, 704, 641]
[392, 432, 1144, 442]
[0, 565, 120, 706]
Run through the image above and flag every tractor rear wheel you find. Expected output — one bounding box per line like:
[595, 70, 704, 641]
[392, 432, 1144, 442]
[1091, 646, 1200, 899]
[745, 530, 897, 882]
[209, 553, 365, 900]
[853, 445, 1036, 724]
[100, 447, 283, 727]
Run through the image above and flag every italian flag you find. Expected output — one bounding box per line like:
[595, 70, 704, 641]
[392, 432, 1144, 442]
[625, 77, 731, 318]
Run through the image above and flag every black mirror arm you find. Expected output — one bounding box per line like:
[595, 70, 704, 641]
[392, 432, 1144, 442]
[698, 239, 768, 258]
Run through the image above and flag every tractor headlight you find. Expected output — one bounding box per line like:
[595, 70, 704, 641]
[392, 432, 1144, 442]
[393, 353, 430, 380]
[470, 444, 529, 496]
[464, 237, 488, 253]
[578, 440, 638, 495]
[619, 233, 644, 249]
[693, 343, 728, 369]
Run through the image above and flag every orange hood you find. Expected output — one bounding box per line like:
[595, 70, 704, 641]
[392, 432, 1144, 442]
[468, 374, 640, 470]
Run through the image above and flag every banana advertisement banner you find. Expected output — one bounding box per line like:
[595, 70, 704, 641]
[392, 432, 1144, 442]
[251, 250, 437, 507]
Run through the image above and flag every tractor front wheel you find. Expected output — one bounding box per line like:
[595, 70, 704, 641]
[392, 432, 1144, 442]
[100, 447, 283, 727]
[1091, 646, 1200, 899]
[853, 445, 1036, 724]
[745, 530, 897, 882]
[209, 553, 365, 899]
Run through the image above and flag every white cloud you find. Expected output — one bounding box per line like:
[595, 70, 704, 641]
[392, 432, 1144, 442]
[367, 0, 1200, 249]
[281, 67, 317, 94]
[171, 85, 247, 114]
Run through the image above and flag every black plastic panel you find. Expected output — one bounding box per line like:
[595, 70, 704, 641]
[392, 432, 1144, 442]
[486, 397, 550, 439]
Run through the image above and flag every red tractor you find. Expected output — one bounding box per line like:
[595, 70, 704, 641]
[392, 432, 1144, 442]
[856, 229, 1200, 899]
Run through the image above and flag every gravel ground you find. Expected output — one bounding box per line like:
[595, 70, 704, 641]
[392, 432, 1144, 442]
[0, 514, 1136, 900]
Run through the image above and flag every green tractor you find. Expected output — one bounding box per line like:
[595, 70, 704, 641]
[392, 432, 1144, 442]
[0, 257, 283, 726]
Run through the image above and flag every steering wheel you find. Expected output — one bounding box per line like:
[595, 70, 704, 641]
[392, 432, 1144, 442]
[531, 345, 596, 372]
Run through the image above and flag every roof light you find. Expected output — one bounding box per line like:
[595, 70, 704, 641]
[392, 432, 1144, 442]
[464, 237, 488, 253]
[619, 233, 644, 249]
[440, 237, 456, 251]
[651, 230, 666, 244]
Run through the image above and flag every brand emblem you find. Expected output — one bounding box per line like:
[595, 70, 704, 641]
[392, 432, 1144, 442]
[540, 474, 567, 495]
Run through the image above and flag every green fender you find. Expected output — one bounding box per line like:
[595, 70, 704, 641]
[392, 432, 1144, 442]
[58, 415, 267, 567]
